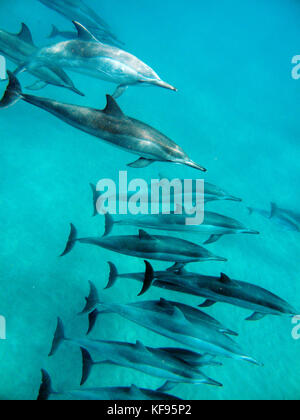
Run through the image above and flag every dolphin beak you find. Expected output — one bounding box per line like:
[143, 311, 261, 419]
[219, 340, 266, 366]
[227, 195, 243, 202]
[154, 79, 178, 92]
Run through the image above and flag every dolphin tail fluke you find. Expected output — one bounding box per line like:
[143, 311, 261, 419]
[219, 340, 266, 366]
[105, 262, 119, 289]
[48, 24, 60, 38]
[0, 71, 23, 109]
[60, 223, 78, 257]
[104, 213, 114, 236]
[80, 347, 95, 386]
[138, 261, 155, 296]
[49, 317, 66, 357]
[79, 281, 101, 315]
[37, 370, 57, 401]
[87, 309, 101, 335]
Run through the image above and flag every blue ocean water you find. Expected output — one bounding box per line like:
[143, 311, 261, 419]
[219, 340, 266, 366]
[0, 0, 300, 400]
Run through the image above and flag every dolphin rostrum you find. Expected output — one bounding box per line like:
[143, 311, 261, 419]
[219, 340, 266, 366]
[20, 21, 177, 98]
[0, 72, 205, 171]
[49, 318, 222, 388]
[0, 24, 83, 95]
[84, 284, 260, 365]
[60, 224, 227, 263]
[103, 211, 259, 244]
[37, 370, 181, 401]
[112, 261, 297, 321]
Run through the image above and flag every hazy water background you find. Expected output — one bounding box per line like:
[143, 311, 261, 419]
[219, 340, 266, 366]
[0, 0, 300, 400]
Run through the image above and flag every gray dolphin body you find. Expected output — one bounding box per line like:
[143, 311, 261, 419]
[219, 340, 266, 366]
[87, 296, 259, 364]
[0, 24, 83, 95]
[60, 224, 227, 263]
[249, 203, 300, 232]
[38, 0, 121, 46]
[110, 262, 297, 321]
[38, 370, 180, 401]
[24, 22, 177, 98]
[0, 72, 205, 171]
[104, 211, 259, 244]
[49, 318, 221, 388]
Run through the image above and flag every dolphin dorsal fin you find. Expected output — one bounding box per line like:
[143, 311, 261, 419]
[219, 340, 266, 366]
[172, 307, 187, 323]
[73, 21, 98, 42]
[103, 95, 124, 118]
[136, 340, 148, 352]
[17, 23, 35, 46]
[220, 273, 231, 284]
[139, 230, 155, 241]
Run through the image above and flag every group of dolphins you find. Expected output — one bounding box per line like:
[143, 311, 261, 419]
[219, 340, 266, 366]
[0, 0, 298, 401]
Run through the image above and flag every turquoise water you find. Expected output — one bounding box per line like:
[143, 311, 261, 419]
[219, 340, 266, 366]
[0, 0, 300, 400]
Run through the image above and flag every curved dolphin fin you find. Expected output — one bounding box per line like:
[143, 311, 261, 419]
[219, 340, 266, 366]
[245, 312, 267, 321]
[203, 234, 223, 245]
[105, 262, 119, 289]
[112, 84, 128, 99]
[103, 95, 124, 118]
[79, 281, 100, 315]
[270, 202, 278, 219]
[48, 24, 60, 39]
[90, 183, 99, 217]
[166, 263, 187, 272]
[26, 80, 48, 91]
[60, 223, 78, 257]
[199, 299, 216, 308]
[87, 309, 100, 335]
[172, 307, 188, 323]
[128, 158, 155, 168]
[49, 317, 66, 357]
[17, 23, 35, 46]
[72, 21, 98, 42]
[37, 370, 57, 401]
[139, 230, 156, 241]
[138, 261, 154, 296]
[220, 273, 231, 284]
[157, 381, 177, 393]
[80, 347, 95, 386]
[104, 213, 114, 236]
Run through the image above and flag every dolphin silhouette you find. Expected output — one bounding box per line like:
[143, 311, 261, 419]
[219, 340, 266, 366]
[0, 24, 83, 95]
[48, 318, 222, 388]
[60, 224, 227, 263]
[37, 369, 181, 401]
[248, 202, 300, 232]
[0, 72, 205, 171]
[20, 21, 177, 98]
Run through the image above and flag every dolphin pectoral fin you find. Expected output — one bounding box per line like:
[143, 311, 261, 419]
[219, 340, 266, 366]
[112, 84, 128, 99]
[199, 299, 216, 308]
[166, 263, 187, 273]
[138, 261, 155, 296]
[245, 312, 267, 321]
[13, 62, 28, 75]
[203, 234, 223, 245]
[157, 381, 177, 393]
[127, 158, 155, 168]
[25, 80, 48, 91]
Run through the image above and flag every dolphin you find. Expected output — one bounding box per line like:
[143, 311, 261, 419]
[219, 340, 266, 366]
[47, 24, 78, 40]
[37, 369, 181, 401]
[0, 72, 205, 171]
[20, 21, 177, 98]
[0, 24, 83, 95]
[113, 261, 297, 321]
[60, 224, 227, 263]
[248, 203, 300, 232]
[48, 318, 222, 388]
[38, 0, 122, 46]
[103, 211, 259, 244]
[84, 291, 260, 365]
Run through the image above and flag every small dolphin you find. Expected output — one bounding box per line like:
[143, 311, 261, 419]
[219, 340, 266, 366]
[248, 203, 300, 232]
[38, 0, 122, 46]
[103, 212, 259, 244]
[0, 24, 83, 95]
[60, 224, 227, 263]
[115, 261, 297, 321]
[49, 318, 222, 388]
[21, 21, 177, 98]
[84, 284, 260, 364]
[0, 72, 205, 171]
[37, 369, 181, 401]
[47, 24, 78, 40]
